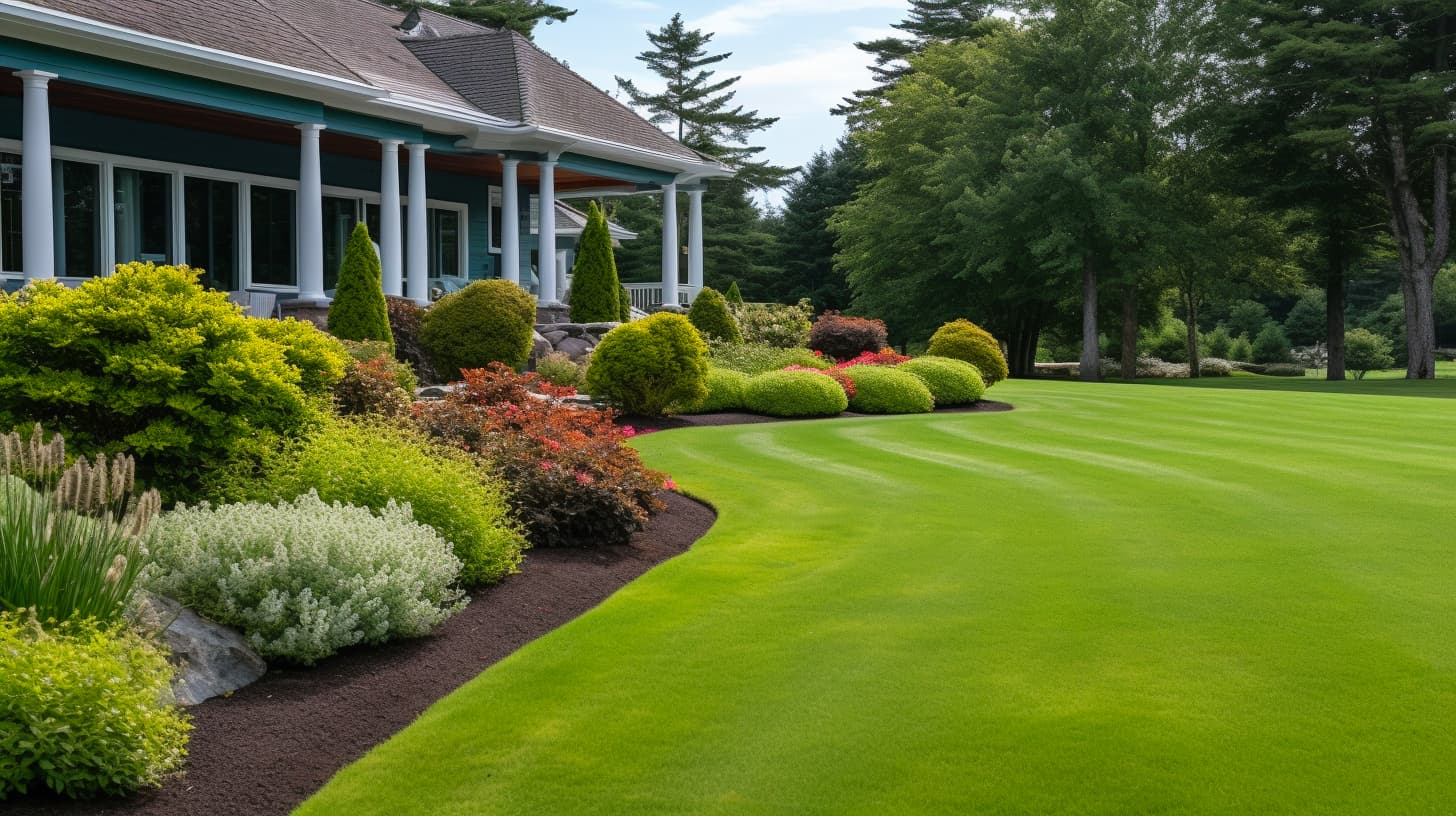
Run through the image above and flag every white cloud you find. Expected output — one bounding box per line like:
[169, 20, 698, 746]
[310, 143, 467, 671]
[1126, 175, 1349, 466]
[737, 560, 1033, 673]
[604, 0, 662, 11]
[694, 0, 904, 37]
[733, 41, 876, 112]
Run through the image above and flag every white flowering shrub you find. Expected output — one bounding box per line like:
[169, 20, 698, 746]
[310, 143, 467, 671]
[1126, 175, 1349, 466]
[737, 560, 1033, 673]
[144, 492, 466, 665]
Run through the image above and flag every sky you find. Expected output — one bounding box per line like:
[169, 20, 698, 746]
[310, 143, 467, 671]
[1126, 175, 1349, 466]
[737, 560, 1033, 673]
[534, 0, 911, 208]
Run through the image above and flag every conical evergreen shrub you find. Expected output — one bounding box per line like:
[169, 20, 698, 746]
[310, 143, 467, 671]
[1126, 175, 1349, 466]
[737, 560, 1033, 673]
[618, 283, 632, 322]
[726, 281, 744, 304]
[569, 202, 622, 323]
[687, 287, 743, 344]
[327, 223, 393, 350]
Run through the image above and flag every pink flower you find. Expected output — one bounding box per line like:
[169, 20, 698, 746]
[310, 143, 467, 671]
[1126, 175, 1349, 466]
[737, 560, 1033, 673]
[575, 471, 595, 485]
[620, 425, 636, 438]
[540, 461, 555, 470]
[662, 477, 678, 491]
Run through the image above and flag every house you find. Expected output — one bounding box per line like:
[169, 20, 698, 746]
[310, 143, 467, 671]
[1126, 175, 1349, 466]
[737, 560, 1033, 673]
[0, 0, 727, 318]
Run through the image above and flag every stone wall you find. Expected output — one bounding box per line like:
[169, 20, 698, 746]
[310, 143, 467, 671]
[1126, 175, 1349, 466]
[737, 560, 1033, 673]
[531, 321, 621, 367]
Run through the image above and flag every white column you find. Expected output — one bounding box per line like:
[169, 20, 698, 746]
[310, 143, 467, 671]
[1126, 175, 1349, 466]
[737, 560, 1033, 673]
[536, 158, 558, 305]
[500, 157, 520, 286]
[660, 182, 678, 308]
[687, 188, 704, 298]
[379, 139, 404, 297]
[406, 143, 430, 305]
[296, 123, 326, 300]
[16, 70, 58, 281]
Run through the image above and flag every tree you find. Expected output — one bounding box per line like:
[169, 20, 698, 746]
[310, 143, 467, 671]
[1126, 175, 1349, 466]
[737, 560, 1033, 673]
[381, 1, 574, 38]
[1344, 328, 1395, 379]
[725, 281, 744, 304]
[1282, 290, 1326, 347]
[328, 223, 393, 348]
[770, 138, 866, 310]
[568, 202, 621, 323]
[834, 1, 994, 123]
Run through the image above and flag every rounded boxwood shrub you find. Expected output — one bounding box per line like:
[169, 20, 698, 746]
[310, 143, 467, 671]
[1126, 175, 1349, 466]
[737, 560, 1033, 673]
[687, 287, 743, 344]
[0, 612, 191, 798]
[585, 312, 709, 417]
[899, 356, 986, 406]
[327, 222, 393, 349]
[682, 367, 750, 414]
[926, 319, 1009, 386]
[743, 369, 848, 417]
[842, 365, 934, 414]
[421, 279, 536, 380]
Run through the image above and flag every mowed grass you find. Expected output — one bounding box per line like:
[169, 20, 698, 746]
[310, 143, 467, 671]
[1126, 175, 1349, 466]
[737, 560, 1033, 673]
[298, 380, 1456, 815]
[1145, 360, 1456, 398]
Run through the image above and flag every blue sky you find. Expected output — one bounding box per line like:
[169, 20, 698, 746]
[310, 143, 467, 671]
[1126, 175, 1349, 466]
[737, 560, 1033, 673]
[534, 1, 911, 206]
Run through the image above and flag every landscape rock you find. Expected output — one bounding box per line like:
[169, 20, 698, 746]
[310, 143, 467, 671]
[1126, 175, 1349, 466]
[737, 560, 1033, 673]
[556, 336, 596, 361]
[134, 592, 267, 706]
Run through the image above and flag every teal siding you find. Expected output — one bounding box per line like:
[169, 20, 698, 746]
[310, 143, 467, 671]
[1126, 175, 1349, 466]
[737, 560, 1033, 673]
[559, 153, 676, 185]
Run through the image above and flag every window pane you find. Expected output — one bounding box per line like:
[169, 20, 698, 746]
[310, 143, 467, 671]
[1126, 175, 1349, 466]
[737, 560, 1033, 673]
[489, 189, 502, 252]
[364, 203, 381, 242]
[322, 196, 358, 292]
[428, 208, 459, 280]
[184, 178, 238, 290]
[250, 186, 295, 286]
[58, 161, 101, 278]
[1, 153, 23, 274]
[114, 168, 173, 265]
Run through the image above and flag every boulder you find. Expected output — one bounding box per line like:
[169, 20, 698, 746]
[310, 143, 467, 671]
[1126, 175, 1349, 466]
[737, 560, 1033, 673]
[529, 330, 553, 368]
[580, 322, 621, 336]
[134, 593, 267, 706]
[556, 336, 596, 361]
[536, 323, 587, 338]
[542, 330, 570, 345]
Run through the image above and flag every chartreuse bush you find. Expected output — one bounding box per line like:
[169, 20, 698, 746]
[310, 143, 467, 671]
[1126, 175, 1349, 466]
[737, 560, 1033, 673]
[0, 612, 190, 799]
[841, 365, 934, 414]
[681, 367, 750, 414]
[743, 369, 848, 417]
[899, 356, 986, 406]
[208, 418, 524, 585]
[687, 287, 743, 344]
[926, 319, 1009, 386]
[144, 492, 466, 665]
[328, 222, 393, 348]
[0, 264, 347, 498]
[709, 342, 828, 375]
[569, 202, 623, 323]
[586, 313, 709, 417]
[421, 279, 536, 379]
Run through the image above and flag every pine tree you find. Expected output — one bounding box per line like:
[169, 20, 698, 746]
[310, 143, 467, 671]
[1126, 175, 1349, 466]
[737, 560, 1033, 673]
[328, 222, 393, 349]
[725, 281, 744, 304]
[772, 138, 866, 310]
[834, 1, 992, 122]
[382, 1, 574, 39]
[568, 202, 622, 323]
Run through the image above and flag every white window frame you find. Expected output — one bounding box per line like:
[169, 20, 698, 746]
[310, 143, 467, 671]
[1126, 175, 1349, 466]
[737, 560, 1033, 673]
[0, 138, 471, 289]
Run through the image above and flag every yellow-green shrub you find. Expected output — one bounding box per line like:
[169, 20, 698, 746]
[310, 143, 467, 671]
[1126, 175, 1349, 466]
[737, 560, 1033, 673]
[682, 367, 750, 413]
[926, 319, 1009, 386]
[421, 280, 537, 379]
[585, 313, 709, 417]
[842, 365, 934, 414]
[899, 356, 986, 405]
[743, 370, 848, 417]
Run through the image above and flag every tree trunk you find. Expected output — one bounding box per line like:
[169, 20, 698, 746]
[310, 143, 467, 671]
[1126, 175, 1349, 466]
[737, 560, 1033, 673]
[1380, 127, 1449, 379]
[1004, 313, 1042, 379]
[1079, 253, 1100, 382]
[1325, 232, 1346, 381]
[1119, 283, 1138, 381]
[1184, 289, 1200, 379]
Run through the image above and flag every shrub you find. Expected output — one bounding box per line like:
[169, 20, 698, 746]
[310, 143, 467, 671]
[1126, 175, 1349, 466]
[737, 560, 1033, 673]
[709, 341, 829, 375]
[327, 222, 393, 348]
[899, 357, 986, 406]
[585, 313, 709, 417]
[737, 299, 812, 347]
[1229, 333, 1254, 362]
[568, 202, 622, 323]
[726, 281, 744, 304]
[784, 365, 856, 399]
[618, 283, 632, 322]
[210, 418, 524, 585]
[0, 265, 347, 499]
[535, 351, 585, 389]
[1262, 363, 1309, 377]
[386, 296, 439, 384]
[1345, 327, 1395, 379]
[1252, 323, 1294, 364]
[687, 287, 743, 344]
[421, 279, 537, 380]
[681, 367, 750, 414]
[1199, 358, 1235, 377]
[809, 311, 889, 361]
[334, 340, 416, 419]
[841, 365, 934, 414]
[926, 319, 1009, 386]
[1140, 315, 1189, 363]
[1283, 290, 1327, 347]
[0, 613, 191, 798]
[146, 493, 465, 664]
[1204, 325, 1233, 359]
[341, 339, 418, 393]
[743, 370, 848, 417]
[1225, 300, 1271, 339]
[416, 365, 666, 548]
[835, 349, 912, 368]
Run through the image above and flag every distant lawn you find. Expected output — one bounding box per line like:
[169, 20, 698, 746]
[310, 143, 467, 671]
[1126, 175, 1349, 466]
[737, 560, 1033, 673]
[1144, 361, 1456, 398]
[298, 380, 1456, 815]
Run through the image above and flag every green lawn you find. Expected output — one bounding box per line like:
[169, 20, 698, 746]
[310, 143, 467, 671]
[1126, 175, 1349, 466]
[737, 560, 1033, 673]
[298, 380, 1456, 815]
[1143, 360, 1456, 398]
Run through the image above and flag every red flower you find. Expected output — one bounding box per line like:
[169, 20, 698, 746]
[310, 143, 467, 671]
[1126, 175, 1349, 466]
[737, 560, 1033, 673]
[540, 461, 555, 470]
[575, 471, 595, 485]
[663, 477, 678, 491]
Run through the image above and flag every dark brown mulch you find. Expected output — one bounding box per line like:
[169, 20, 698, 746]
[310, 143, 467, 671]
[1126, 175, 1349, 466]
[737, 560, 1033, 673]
[10, 492, 715, 816]
[621, 399, 1015, 433]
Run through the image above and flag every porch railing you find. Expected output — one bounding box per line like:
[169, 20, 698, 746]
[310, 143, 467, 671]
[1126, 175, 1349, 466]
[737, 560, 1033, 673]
[623, 283, 696, 312]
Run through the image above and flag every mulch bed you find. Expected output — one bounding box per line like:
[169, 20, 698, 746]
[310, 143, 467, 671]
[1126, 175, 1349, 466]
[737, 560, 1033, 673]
[621, 399, 1015, 433]
[10, 491, 716, 816]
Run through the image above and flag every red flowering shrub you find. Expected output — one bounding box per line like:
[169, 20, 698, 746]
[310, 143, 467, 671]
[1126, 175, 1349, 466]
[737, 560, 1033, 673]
[783, 365, 857, 399]
[335, 358, 412, 419]
[834, 349, 911, 369]
[415, 364, 666, 548]
[809, 312, 889, 361]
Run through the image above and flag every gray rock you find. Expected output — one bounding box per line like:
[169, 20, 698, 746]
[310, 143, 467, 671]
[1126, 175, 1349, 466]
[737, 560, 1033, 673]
[542, 330, 570, 345]
[529, 331, 553, 367]
[536, 323, 587, 338]
[581, 322, 621, 336]
[416, 385, 451, 400]
[556, 336, 596, 361]
[134, 593, 267, 706]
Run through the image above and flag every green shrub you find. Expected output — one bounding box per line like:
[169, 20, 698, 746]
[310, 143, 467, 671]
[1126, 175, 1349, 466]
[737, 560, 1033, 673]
[687, 287, 743, 344]
[743, 370, 848, 417]
[585, 313, 709, 417]
[1283, 290, 1327, 347]
[1229, 332, 1254, 362]
[340, 339, 418, 393]
[534, 351, 585, 388]
[899, 357, 986, 406]
[333, 340, 416, 419]
[842, 365, 934, 414]
[0, 612, 190, 798]
[421, 279, 537, 380]
[809, 312, 889, 360]
[0, 264, 347, 499]
[1261, 363, 1309, 377]
[618, 283, 632, 322]
[726, 281, 744, 304]
[681, 367, 750, 414]
[1204, 325, 1233, 359]
[926, 319, 1009, 386]
[327, 222, 393, 348]
[709, 341, 829, 375]
[208, 418, 524, 585]
[1252, 323, 1293, 364]
[1345, 327, 1395, 379]
[1140, 314, 1189, 363]
[146, 493, 465, 665]
[1225, 300, 1271, 340]
[569, 202, 622, 323]
[736, 299, 813, 347]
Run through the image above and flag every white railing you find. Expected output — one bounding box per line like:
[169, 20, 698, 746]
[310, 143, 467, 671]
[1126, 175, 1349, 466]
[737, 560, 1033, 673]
[623, 283, 696, 311]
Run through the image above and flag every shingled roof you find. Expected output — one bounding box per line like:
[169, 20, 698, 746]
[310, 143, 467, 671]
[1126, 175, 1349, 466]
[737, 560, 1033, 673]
[20, 0, 704, 163]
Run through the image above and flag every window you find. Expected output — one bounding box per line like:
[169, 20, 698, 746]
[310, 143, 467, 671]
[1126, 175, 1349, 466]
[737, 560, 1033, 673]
[184, 178, 238, 290]
[1, 153, 22, 274]
[364, 202, 381, 243]
[489, 188, 502, 252]
[250, 186, 295, 286]
[113, 167, 173, 264]
[322, 196, 359, 291]
[58, 161, 102, 278]
[428, 208, 460, 280]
